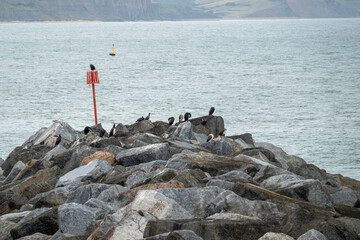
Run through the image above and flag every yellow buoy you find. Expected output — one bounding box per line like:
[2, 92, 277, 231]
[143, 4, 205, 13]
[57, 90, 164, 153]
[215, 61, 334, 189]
[109, 44, 115, 56]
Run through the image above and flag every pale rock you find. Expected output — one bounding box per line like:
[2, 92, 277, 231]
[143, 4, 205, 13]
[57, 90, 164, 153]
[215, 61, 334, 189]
[110, 211, 149, 240]
[259, 232, 295, 240]
[43, 145, 67, 161]
[297, 229, 327, 240]
[3, 161, 25, 184]
[330, 186, 358, 207]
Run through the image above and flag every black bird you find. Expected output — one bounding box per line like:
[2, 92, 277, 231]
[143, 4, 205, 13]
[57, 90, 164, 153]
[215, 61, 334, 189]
[99, 129, 106, 137]
[90, 64, 96, 71]
[219, 128, 227, 136]
[55, 135, 62, 146]
[206, 134, 214, 142]
[209, 107, 215, 115]
[109, 124, 116, 137]
[137, 116, 144, 123]
[179, 114, 184, 123]
[145, 113, 151, 120]
[201, 118, 207, 126]
[184, 112, 192, 121]
[84, 126, 91, 135]
[168, 117, 175, 126]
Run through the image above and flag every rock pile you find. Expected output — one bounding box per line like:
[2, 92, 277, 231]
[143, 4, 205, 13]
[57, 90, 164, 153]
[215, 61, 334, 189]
[0, 116, 359, 240]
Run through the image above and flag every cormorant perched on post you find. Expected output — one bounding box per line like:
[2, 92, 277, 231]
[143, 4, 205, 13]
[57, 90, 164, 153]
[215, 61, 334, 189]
[90, 64, 96, 71]
[209, 107, 215, 115]
[55, 135, 62, 146]
[84, 126, 91, 135]
[168, 117, 175, 126]
[109, 124, 116, 137]
[137, 116, 144, 123]
[179, 114, 184, 123]
[145, 113, 151, 120]
[206, 134, 214, 142]
[219, 128, 227, 136]
[184, 112, 191, 121]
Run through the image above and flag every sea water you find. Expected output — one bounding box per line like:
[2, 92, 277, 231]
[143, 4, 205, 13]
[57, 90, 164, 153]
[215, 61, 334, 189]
[0, 19, 359, 179]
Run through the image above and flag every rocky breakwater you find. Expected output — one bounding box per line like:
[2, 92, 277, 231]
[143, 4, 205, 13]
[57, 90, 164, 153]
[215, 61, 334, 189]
[0, 116, 360, 240]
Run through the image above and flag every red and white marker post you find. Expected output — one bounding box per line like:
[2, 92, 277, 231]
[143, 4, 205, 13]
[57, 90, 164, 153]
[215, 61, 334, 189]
[86, 70, 100, 124]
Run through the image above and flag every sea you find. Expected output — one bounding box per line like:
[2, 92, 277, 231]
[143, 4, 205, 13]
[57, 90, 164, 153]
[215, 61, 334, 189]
[0, 19, 359, 180]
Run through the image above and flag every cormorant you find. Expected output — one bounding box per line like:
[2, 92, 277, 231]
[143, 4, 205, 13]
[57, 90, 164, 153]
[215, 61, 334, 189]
[168, 117, 175, 126]
[109, 124, 116, 137]
[145, 113, 151, 120]
[219, 128, 227, 136]
[84, 126, 91, 135]
[209, 107, 215, 115]
[99, 129, 106, 137]
[206, 134, 214, 142]
[137, 116, 144, 123]
[90, 64, 96, 71]
[184, 112, 191, 121]
[179, 114, 184, 123]
[55, 135, 62, 146]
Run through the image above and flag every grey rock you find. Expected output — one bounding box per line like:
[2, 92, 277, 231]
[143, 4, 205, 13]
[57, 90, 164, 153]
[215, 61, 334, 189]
[126, 160, 167, 173]
[254, 165, 293, 183]
[206, 179, 235, 190]
[97, 184, 128, 203]
[201, 138, 232, 156]
[330, 186, 358, 207]
[103, 145, 124, 156]
[10, 207, 58, 239]
[84, 198, 116, 214]
[56, 159, 112, 187]
[0, 157, 4, 168]
[15, 159, 52, 181]
[0, 211, 31, 222]
[297, 229, 327, 240]
[90, 137, 122, 148]
[0, 220, 16, 240]
[43, 145, 67, 161]
[88, 123, 108, 138]
[132, 139, 149, 147]
[208, 170, 257, 184]
[114, 123, 130, 137]
[125, 170, 159, 188]
[167, 140, 208, 155]
[22, 127, 47, 148]
[127, 120, 154, 134]
[29, 187, 69, 208]
[116, 143, 171, 167]
[261, 174, 334, 210]
[110, 211, 150, 240]
[259, 232, 295, 240]
[145, 230, 204, 240]
[3, 161, 24, 184]
[66, 184, 112, 204]
[58, 203, 99, 237]
[17, 232, 51, 240]
[172, 169, 207, 188]
[228, 133, 255, 146]
[189, 115, 225, 137]
[234, 138, 252, 149]
[125, 133, 162, 146]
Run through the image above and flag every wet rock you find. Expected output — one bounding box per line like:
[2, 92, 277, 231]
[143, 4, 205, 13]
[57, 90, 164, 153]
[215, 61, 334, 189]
[259, 232, 295, 240]
[2, 145, 52, 177]
[56, 159, 112, 188]
[58, 203, 99, 238]
[113, 123, 130, 137]
[90, 137, 122, 148]
[297, 229, 327, 240]
[29, 187, 69, 208]
[116, 143, 171, 167]
[3, 161, 25, 184]
[10, 207, 58, 239]
[81, 151, 115, 166]
[261, 174, 334, 210]
[66, 184, 112, 204]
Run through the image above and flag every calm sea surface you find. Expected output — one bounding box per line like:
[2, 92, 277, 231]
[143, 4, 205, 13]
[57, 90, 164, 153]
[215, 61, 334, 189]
[0, 19, 359, 179]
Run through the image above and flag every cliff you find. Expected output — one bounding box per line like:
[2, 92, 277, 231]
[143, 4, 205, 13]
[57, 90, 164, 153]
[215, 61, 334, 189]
[0, 116, 360, 239]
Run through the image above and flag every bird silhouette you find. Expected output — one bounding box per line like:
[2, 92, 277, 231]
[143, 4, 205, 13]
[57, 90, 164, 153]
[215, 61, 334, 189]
[90, 64, 96, 71]
[145, 113, 151, 120]
[168, 117, 175, 126]
[184, 112, 192, 121]
[109, 124, 116, 137]
[209, 107, 215, 115]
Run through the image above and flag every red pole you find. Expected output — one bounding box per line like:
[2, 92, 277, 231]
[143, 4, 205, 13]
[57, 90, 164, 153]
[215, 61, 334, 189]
[92, 83, 98, 125]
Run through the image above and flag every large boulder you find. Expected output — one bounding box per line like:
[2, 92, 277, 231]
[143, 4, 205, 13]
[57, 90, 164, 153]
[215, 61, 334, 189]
[66, 184, 112, 204]
[259, 232, 295, 240]
[116, 143, 171, 167]
[3, 161, 25, 184]
[113, 123, 130, 137]
[81, 151, 116, 166]
[29, 187, 69, 208]
[297, 229, 327, 240]
[89, 137, 122, 148]
[56, 159, 112, 188]
[127, 120, 154, 134]
[189, 115, 225, 137]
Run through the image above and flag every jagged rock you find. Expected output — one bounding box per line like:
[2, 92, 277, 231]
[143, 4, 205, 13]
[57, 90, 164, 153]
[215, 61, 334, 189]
[253, 165, 292, 183]
[144, 230, 204, 240]
[3, 161, 25, 184]
[20, 204, 34, 212]
[100, 165, 128, 185]
[0, 220, 16, 240]
[88, 123, 108, 138]
[17, 232, 51, 240]
[49, 148, 75, 170]
[81, 151, 116, 166]
[234, 138, 253, 149]
[228, 133, 255, 146]
[125, 132, 162, 146]
[189, 115, 225, 136]
[235, 154, 274, 167]
[15, 159, 52, 182]
[255, 142, 306, 171]
[29, 187, 69, 208]
[2, 145, 52, 177]
[0, 157, 5, 168]
[9, 207, 58, 239]
[114, 123, 130, 137]
[43, 145, 67, 161]
[126, 160, 167, 173]
[103, 145, 124, 156]
[207, 170, 257, 185]
[201, 137, 233, 156]
[293, 164, 340, 186]
[165, 152, 256, 176]
[167, 140, 208, 155]
[84, 198, 117, 215]
[87, 215, 121, 240]
[297, 229, 327, 240]
[132, 139, 149, 147]
[97, 184, 128, 203]
[261, 174, 334, 210]
[56, 159, 112, 188]
[22, 127, 47, 148]
[58, 203, 100, 238]
[90, 137, 122, 148]
[148, 121, 169, 136]
[125, 169, 162, 188]
[172, 169, 207, 188]
[329, 186, 358, 207]
[240, 148, 281, 166]
[66, 184, 112, 204]
[259, 232, 295, 240]
[127, 120, 154, 134]
[334, 217, 360, 236]
[116, 143, 171, 167]
[206, 179, 236, 190]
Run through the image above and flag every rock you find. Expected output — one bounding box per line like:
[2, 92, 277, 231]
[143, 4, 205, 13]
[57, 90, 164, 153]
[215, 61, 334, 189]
[255, 142, 306, 171]
[167, 140, 208, 155]
[206, 179, 236, 190]
[109, 211, 150, 240]
[125, 132, 163, 146]
[172, 169, 207, 188]
[56, 159, 112, 188]
[3, 161, 25, 184]
[0, 220, 16, 240]
[166, 152, 256, 176]
[66, 184, 112, 204]
[148, 121, 169, 136]
[114, 123, 130, 137]
[297, 229, 327, 240]
[0, 157, 5, 168]
[90, 137, 122, 148]
[58, 203, 99, 237]
[189, 115, 225, 137]
[14, 159, 52, 182]
[97, 184, 128, 203]
[127, 120, 154, 134]
[84, 198, 117, 215]
[17, 232, 51, 240]
[132, 139, 149, 147]
[103, 145, 124, 156]
[100, 165, 128, 185]
[43, 145, 67, 161]
[207, 170, 257, 185]
[253, 165, 292, 183]
[29, 187, 69, 208]
[234, 138, 253, 149]
[126, 160, 167, 173]
[88, 123, 108, 137]
[36, 121, 77, 146]
[81, 151, 115, 166]
[334, 217, 360, 236]
[228, 133, 255, 147]
[259, 232, 295, 240]
[9, 207, 58, 239]
[116, 143, 171, 167]
[22, 127, 47, 148]
[2, 145, 52, 177]
[261, 174, 334, 210]
[49, 148, 75, 171]
[201, 137, 233, 156]
[329, 186, 358, 207]
[87, 215, 121, 240]
[240, 148, 281, 166]
[144, 230, 204, 240]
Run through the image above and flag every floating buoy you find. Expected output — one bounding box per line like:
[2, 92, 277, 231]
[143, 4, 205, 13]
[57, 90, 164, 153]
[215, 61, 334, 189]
[109, 44, 115, 56]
